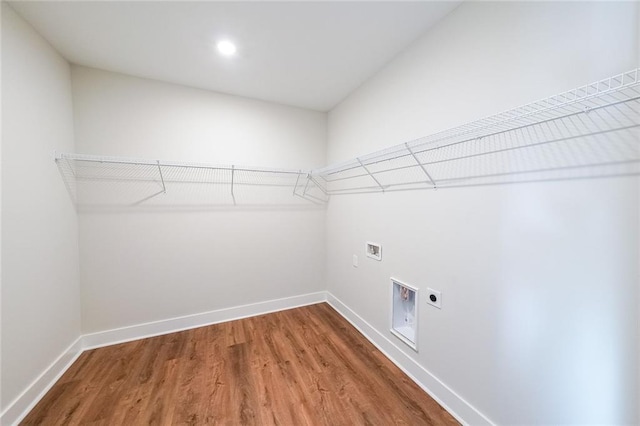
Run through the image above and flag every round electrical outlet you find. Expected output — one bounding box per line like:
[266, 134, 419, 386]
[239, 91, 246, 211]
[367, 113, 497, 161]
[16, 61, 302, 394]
[426, 288, 442, 309]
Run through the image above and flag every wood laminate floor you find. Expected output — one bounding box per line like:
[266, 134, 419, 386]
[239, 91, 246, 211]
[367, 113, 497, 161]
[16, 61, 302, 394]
[21, 303, 458, 425]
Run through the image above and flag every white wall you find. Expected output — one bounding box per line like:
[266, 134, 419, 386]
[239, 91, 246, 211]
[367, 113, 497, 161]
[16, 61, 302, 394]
[326, 2, 639, 425]
[1, 1, 81, 414]
[71, 67, 327, 333]
[636, 4, 640, 421]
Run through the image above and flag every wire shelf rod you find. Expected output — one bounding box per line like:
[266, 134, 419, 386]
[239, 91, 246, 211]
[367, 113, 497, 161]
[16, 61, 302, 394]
[55, 153, 303, 175]
[71, 178, 301, 189]
[324, 158, 640, 195]
[413, 124, 639, 168]
[416, 159, 640, 185]
[326, 171, 640, 196]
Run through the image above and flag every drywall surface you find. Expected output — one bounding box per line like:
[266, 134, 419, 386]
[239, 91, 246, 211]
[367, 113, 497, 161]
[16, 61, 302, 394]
[1, 2, 81, 413]
[72, 67, 327, 333]
[637, 8, 640, 422]
[326, 2, 639, 425]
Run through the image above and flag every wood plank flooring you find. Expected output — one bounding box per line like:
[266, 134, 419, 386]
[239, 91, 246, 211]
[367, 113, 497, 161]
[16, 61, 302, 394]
[21, 303, 458, 425]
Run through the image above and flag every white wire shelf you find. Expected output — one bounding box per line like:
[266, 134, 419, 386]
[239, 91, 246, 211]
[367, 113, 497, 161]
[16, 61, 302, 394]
[313, 69, 640, 193]
[56, 69, 640, 207]
[55, 153, 328, 208]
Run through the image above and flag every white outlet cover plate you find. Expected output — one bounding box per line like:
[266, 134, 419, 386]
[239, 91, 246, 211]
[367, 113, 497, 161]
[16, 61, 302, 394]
[426, 288, 441, 309]
[353, 254, 358, 267]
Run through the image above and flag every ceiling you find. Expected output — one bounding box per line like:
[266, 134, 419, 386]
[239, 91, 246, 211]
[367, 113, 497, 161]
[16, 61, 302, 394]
[9, 1, 460, 111]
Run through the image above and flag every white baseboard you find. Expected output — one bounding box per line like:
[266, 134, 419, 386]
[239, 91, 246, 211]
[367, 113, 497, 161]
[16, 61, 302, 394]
[326, 292, 494, 426]
[82, 291, 327, 350]
[1, 336, 83, 426]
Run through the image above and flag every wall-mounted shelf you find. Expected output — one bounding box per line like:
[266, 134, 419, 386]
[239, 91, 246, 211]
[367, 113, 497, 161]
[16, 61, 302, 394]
[55, 152, 327, 208]
[312, 69, 640, 193]
[56, 69, 640, 207]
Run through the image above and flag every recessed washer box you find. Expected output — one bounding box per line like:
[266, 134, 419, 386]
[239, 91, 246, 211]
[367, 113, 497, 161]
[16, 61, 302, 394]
[390, 278, 418, 351]
[366, 242, 381, 261]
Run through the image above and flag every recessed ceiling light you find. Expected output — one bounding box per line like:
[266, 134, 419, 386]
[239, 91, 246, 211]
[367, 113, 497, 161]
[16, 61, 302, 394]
[217, 40, 237, 56]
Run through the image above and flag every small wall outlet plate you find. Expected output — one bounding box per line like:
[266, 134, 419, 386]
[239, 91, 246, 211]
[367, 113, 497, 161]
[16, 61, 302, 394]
[352, 254, 359, 268]
[426, 288, 441, 309]
[366, 242, 382, 261]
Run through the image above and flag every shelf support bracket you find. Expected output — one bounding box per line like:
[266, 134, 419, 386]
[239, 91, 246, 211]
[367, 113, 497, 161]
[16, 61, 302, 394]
[293, 170, 302, 195]
[357, 157, 386, 192]
[302, 174, 311, 196]
[308, 174, 328, 196]
[231, 165, 236, 206]
[157, 160, 166, 193]
[405, 143, 436, 188]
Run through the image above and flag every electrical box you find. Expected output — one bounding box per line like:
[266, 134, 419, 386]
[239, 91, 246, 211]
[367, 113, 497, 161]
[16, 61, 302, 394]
[366, 242, 381, 261]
